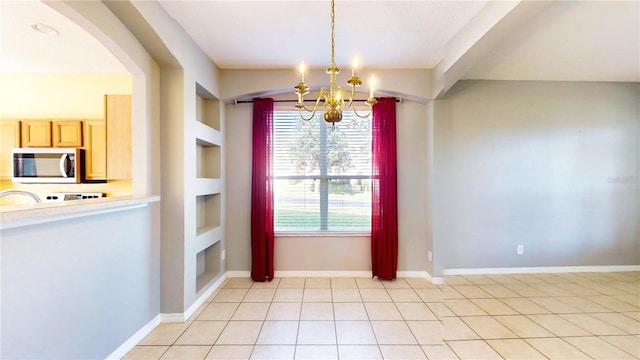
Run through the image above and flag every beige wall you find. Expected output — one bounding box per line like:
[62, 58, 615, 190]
[224, 77, 432, 274]
[220, 69, 432, 103]
[396, 101, 430, 273]
[225, 77, 640, 277]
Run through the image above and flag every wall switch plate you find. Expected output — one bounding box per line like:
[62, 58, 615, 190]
[516, 245, 524, 255]
[221, 250, 226, 261]
[428, 251, 433, 262]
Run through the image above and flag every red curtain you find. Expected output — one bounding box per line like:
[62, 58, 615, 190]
[251, 98, 274, 281]
[371, 97, 398, 280]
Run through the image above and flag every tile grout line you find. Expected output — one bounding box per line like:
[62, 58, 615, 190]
[124, 274, 638, 359]
[358, 277, 384, 359]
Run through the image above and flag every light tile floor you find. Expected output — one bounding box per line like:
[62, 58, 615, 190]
[123, 272, 640, 359]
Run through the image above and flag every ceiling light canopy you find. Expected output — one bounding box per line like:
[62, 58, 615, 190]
[294, 0, 377, 126]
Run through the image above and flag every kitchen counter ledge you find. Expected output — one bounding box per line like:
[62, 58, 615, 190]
[0, 195, 160, 230]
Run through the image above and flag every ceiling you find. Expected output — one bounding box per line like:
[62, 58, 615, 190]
[0, 0, 127, 75]
[157, 0, 488, 70]
[1, 0, 638, 83]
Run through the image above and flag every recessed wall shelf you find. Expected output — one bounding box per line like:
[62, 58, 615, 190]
[195, 122, 222, 147]
[195, 178, 222, 196]
[191, 84, 225, 302]
[160, 76, 225, 315]
[196, 85, 220, 131]
[196, 142, 221, 179]
[195, 241, 221, 293]
[196, 193, 221, 233]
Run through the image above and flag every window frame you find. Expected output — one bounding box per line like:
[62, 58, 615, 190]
[272, 106, 372, 235]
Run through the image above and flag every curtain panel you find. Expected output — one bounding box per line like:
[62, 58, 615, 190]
[371, 97, 398, 280]
[251, 98, 275, 281]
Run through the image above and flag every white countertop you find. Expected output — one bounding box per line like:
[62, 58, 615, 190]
[0, 195, 160, 230]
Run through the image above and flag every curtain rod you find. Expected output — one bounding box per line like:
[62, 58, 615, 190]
[233, 98, 402, 105]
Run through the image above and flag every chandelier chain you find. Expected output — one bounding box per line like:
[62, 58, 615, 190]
[330, 0, 335, 66]
[294, 0, 377, 125]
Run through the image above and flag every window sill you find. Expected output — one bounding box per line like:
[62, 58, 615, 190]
[275, 231, 371, 238]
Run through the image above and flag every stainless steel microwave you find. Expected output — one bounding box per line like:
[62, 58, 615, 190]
[12, 148, 83, 184]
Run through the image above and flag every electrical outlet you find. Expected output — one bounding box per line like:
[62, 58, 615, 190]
[516, 245, 524, 255]
[428, 251, 433, 262]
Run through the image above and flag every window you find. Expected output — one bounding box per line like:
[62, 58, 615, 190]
[273, 110, 372, 232]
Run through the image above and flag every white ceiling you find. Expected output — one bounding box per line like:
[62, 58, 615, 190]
[1, 0, 638, 83]
[0, 0, 127, 75]
[156, 0, 488, 69]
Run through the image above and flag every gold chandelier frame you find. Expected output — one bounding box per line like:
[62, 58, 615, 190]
[294, 0, 377, 126]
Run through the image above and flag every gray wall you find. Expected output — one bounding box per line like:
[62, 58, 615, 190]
[224, 78, 639, 277]
[224, 100, 431, 274]
[128, 1, 226, 314]
[433, 80, 640, 275]
[397, 101, 430, 273]
[1, 205, 160, 359]
[225, 103, 252, 272]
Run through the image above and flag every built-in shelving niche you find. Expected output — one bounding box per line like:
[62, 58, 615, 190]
[196, 85, 220, 131]
[196, 193, 221, 235]
[195, 241, 221, 293]
[196, 142, 221, 179]
[194, 83, 223, 297]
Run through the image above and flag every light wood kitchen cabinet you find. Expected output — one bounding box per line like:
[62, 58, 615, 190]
[106, 95, 132, 180]
[83, 119, 107, 180]
[0, 120, 21, 179]
[52, 120, 83, 147]
[4, 95, 131, 181]
[21, 120, 51, 147]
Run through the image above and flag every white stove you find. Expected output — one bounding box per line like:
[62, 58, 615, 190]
[44, 192, 105, 202]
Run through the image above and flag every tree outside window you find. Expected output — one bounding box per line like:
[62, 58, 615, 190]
[273, 111, 371, 231]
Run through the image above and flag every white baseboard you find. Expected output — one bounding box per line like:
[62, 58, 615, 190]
[232, 270, 437, 282]
[226, 271, 251, 278]
[105, 314, 161, 360]
[397, 271, 430, 279]
[161, 273, 228, 323]
[106, 274, 228, 359]
[275, 270, 373, 278]
[160, 313, 185, 323]
[442, 265, 640, 276]
[183, 274, 228, 320]
[274, 270, 437, 280]
[397, 271, 444, 284]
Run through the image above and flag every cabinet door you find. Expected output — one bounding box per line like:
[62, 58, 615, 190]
[21, 120, 51, 147]
[53, 120, 83, 147]
[84, 119, 107, 180]
[0, 120, 21, 179]
[106, 95, 132, 179]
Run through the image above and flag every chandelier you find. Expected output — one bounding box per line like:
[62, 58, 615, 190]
[294, 0, 377, 126]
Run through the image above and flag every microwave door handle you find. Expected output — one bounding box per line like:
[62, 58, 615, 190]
[59, 154, 69, 177]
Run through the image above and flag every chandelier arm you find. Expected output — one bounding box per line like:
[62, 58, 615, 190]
[343, 83, 357, 110]
[343, 96, 353, 111]
[298, 107, 317, 122]
[299, 100, 313, 113]
[299, 88, 328, 121]
[352, 106, 373, 119]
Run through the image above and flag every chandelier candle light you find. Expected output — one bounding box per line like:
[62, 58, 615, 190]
[294, 0, 377, 126]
